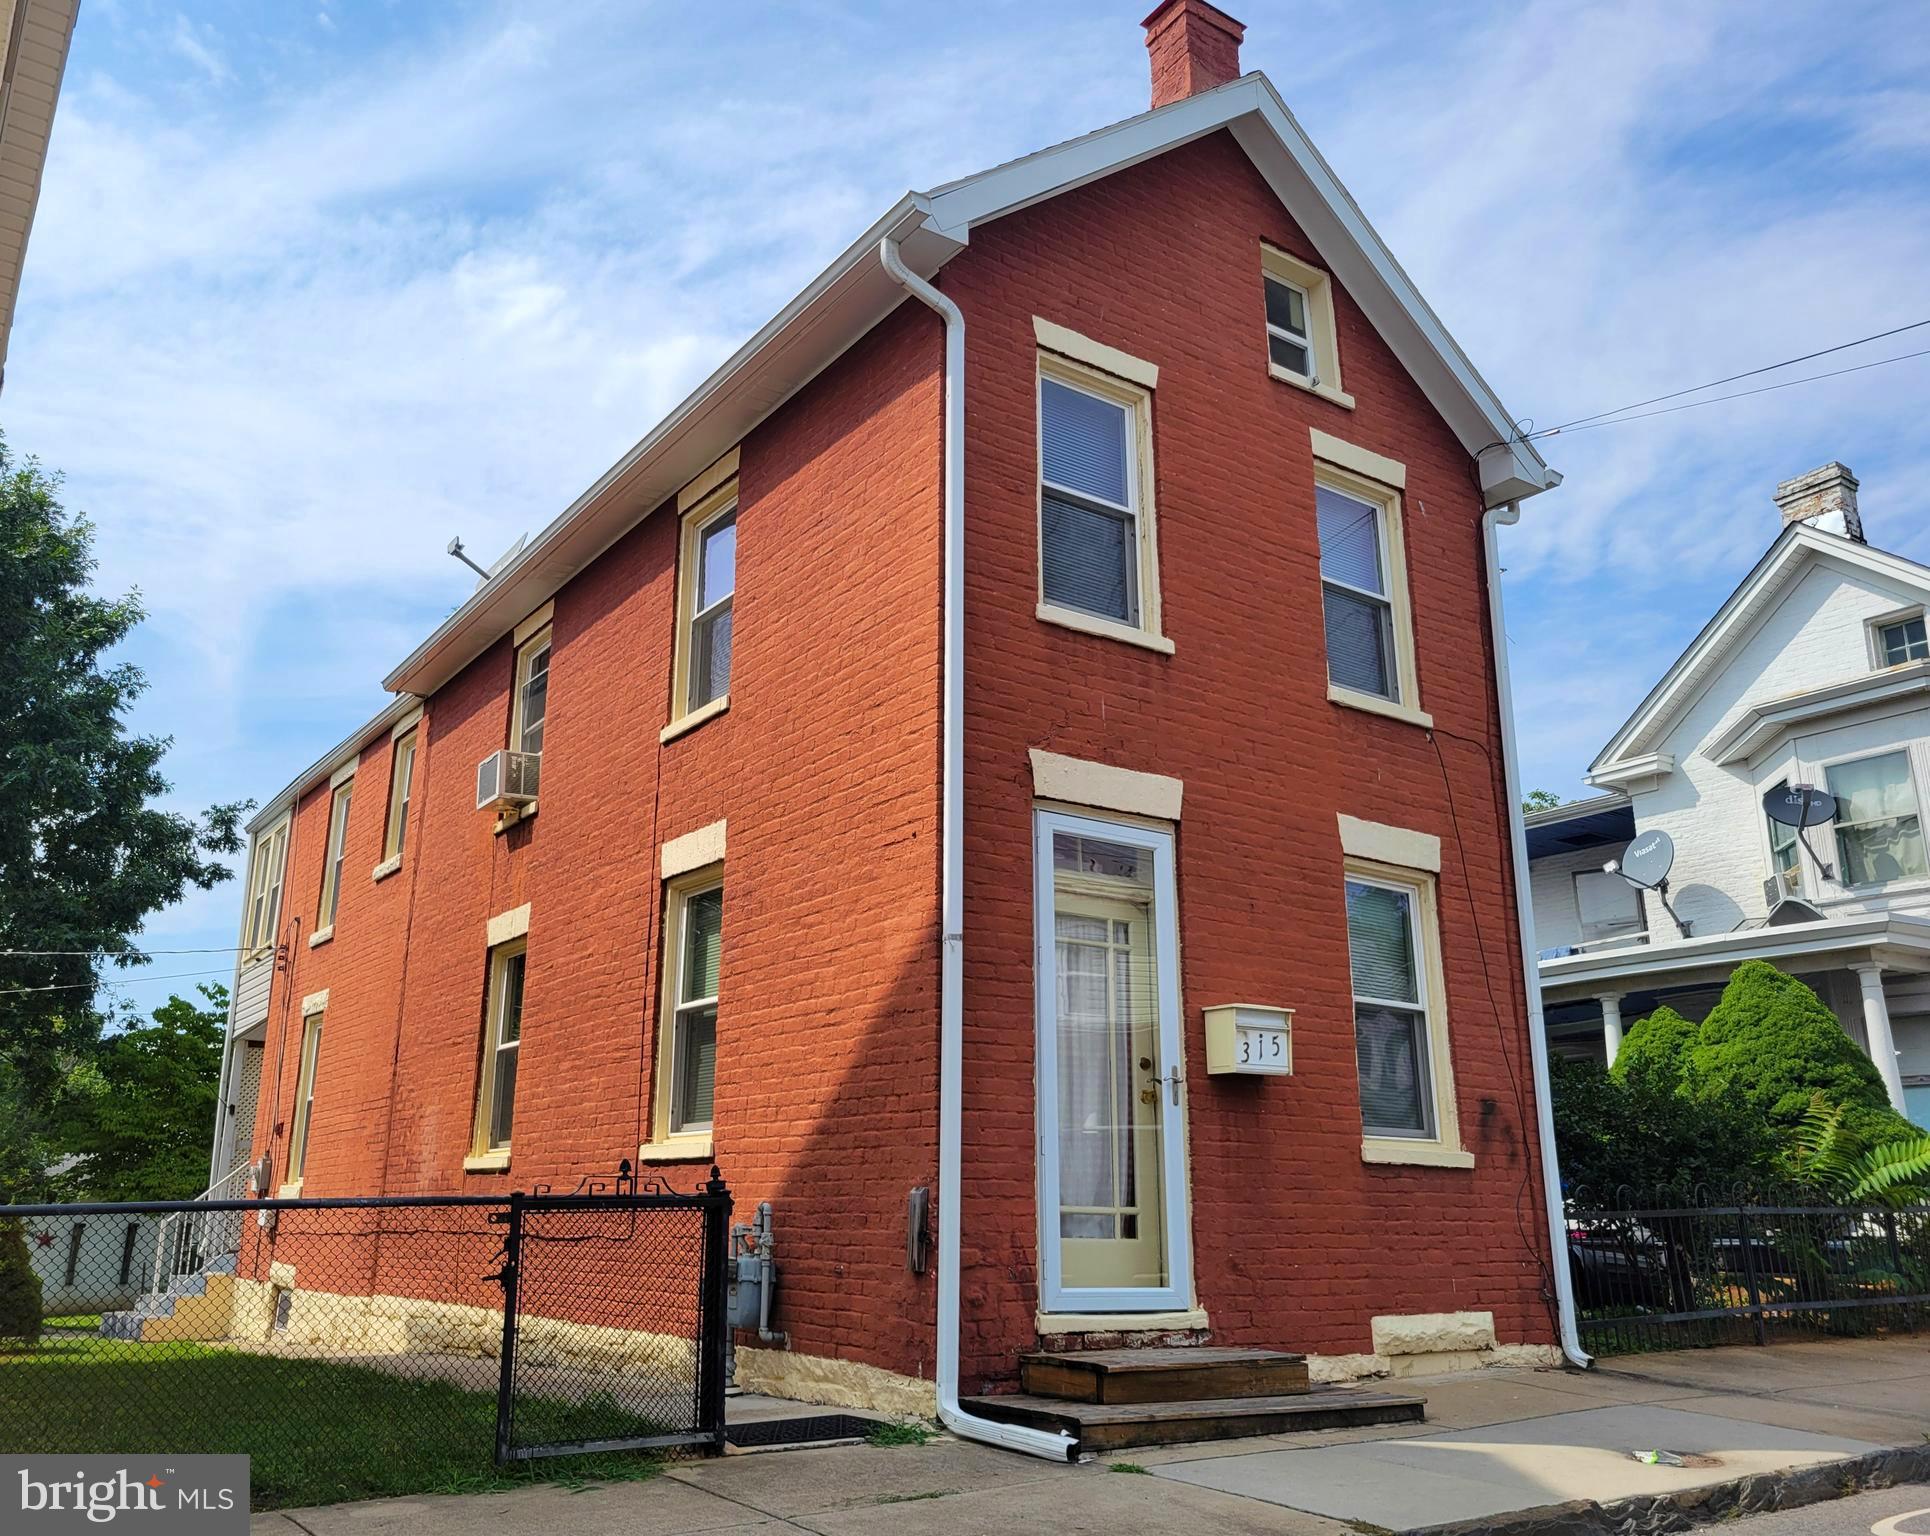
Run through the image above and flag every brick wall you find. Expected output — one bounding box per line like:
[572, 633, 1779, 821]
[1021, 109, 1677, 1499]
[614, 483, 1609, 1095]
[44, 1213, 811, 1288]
[944, 130, 1554, 1385]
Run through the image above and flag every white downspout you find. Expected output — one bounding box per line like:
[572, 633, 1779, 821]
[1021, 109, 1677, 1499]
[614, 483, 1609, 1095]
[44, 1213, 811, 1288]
[1482, 503, 1590, 1370]
[879, 235, 1077, 1461]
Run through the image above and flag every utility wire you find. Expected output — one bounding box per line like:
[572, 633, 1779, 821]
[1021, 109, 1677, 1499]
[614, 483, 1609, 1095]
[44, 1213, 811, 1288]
[1535, 346, 1930, 439]
[0, 945, 245, 958]
[0, 967, 232, 997]
[1523, 318, 1930, 440]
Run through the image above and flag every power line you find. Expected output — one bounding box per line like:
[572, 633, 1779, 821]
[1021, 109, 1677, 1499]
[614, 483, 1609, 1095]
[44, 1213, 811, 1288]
[0, 946, 245, 958]
[1525, 318, 1930, 440]
[1537, 346, 1930, 438]
[0, 967, 233, 998]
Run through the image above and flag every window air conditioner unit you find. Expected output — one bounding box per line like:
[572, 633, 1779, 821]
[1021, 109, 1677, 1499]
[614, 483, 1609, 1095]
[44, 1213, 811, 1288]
[476, 749, 541, 811]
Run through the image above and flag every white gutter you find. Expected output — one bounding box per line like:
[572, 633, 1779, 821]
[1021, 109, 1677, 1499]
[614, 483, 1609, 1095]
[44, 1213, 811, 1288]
[1482, 504, 1590, 1371]
[878, 235, 1076, 1462]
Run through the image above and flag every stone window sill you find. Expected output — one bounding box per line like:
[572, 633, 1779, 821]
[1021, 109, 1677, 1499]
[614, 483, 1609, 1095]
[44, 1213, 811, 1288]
[492, 800, 537, 836]
[1035, 1307, 1208, 1334]
[463, 1151, 511, 1173]
[371, 854, 403, 883]
[637, 1137, 713, 1164]
[1268, 363, 1356, 410]
[275, 1181, 303, 1198]
[307, 927, 333, 949]
[1362, 1139, 1474, 1169]
[661, 695, 729, 744]
[1036, 603, 1175, 655]
[1329, 683, 1433, 730]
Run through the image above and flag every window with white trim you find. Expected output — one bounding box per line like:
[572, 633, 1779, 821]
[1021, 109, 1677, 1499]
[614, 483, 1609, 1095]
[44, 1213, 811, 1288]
[1343, 863, 1461, 1159]
[243, 821, 289, 956]
[384, 728, 417, 860]
[1037, 357, 1161, 640]
[318, 779, 353, 928]
[660, 875, 722, 1137]
[1264, 274, 1315, 381]
[512, 628, 550, 757]
[1878, 614, 1929, 666]
[1827, 751, 1927, 886]
[473, 941, 526, 1154]
[1766, 781, 1802, 896]
[1318, 480, 1398, 701]
[1574, 868, 1643, 944]
[671, 492, 736, 721]
[288, 1009, 323, 1184]
[1259, 244, 1345, 401]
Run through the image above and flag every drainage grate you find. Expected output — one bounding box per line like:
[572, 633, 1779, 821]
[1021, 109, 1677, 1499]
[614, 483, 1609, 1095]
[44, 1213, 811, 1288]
[725, 1413, 877, 1449]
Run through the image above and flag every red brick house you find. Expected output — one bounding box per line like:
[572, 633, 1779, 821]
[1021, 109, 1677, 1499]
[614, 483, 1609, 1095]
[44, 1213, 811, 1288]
[206, 2, 1577, 1452]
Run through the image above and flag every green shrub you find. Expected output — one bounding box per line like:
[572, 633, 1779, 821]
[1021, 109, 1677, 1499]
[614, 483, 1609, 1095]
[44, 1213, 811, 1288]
[1611, 1005, 1697, 1095]
[1552, 1053, 1777, 1200]
[0, 1217, 44, 1346]
[1685, 961, 1909, 1149]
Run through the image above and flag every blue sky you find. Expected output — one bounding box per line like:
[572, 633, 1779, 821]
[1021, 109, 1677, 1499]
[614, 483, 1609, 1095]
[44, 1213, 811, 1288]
[11, 0, 1930, 1019]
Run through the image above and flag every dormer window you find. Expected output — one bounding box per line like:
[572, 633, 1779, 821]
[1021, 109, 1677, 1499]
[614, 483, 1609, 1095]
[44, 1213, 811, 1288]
[1877, 614, 1928, 667]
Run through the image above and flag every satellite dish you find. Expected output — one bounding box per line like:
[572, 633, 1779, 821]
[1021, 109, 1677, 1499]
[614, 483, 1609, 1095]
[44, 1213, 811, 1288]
[1617, 829, 1675, 891]
[1763, 783, 1836, 828]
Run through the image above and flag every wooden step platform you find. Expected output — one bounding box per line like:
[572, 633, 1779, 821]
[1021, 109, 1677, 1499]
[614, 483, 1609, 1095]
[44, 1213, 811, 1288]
[1021, 1346, 1310, 1404]
[961, 1384, 1426, 1454]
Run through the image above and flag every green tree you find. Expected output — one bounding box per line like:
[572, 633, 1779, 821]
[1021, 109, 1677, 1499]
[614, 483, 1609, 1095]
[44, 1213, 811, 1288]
[1610, 1004, 1698, 1095]
[1551, 1053, 1778, 1200]
[1522, 789, 1564, 813]
[51, 985, 227, 1201]
[0, 1216, 42, 1345]
[0, 437, 247, 1198]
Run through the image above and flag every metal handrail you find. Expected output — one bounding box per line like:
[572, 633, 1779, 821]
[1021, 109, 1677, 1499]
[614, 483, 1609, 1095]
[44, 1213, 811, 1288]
[144, 1163, 254, 1299]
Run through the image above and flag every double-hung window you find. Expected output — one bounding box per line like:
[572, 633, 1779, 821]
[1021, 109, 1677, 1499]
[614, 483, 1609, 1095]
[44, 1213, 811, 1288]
[1878, 614, 1929, 666]
[384, 728, 417, 861]
[512, 628, 550, 758]
[671, 491, 736, 725]
[1264, 274, 1315, 381]
[1766, 783, 1802, 896]
[1318, 478, 1403, 703]
[244, 821, 289, 956]
[317, 779, 353, 930]
[1259, 244, 1348, 404]
[288, 1007, 323, 1185]
[1344, 863, 1463, 1162]
[474, 942, 526, 1155]
[1827, 751, 1928, 886]
[661, 877, 722, 1138]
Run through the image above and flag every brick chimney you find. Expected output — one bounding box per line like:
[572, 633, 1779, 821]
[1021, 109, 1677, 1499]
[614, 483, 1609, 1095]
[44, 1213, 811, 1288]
[1774, 462, 1864, 543]
[1143, 0, 1245, 109]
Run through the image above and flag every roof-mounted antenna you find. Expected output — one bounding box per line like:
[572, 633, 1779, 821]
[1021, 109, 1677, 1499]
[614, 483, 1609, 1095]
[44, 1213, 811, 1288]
[447, 536, 491, 582]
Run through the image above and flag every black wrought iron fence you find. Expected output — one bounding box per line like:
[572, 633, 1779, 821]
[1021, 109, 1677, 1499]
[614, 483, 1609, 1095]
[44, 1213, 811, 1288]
[1566, 1185, 1930, 1354]
[0, 1165, 729, 1509]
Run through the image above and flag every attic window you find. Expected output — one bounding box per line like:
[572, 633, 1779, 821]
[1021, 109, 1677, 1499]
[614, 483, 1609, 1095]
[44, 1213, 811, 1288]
[1259, 244, 1351, 409]
[1878, 614, 1928, 667]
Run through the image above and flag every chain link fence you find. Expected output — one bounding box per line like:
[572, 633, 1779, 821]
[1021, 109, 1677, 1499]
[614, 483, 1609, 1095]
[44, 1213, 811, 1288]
[0, 1171, 729, 1508]
[1566, 1184, 1930, 1354]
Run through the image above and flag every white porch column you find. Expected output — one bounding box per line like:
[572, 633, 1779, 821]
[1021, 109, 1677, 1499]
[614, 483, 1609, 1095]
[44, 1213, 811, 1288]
[1597, 992, 1624, 1066]
[1851, 963, 1908, 1113]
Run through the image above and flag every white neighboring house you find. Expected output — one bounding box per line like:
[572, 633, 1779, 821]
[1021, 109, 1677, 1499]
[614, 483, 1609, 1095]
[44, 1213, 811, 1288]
[1529, 463, 1930, 1127]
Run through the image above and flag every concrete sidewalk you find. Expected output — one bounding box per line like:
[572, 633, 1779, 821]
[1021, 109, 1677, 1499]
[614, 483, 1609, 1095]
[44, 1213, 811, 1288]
[252, 1337, 1930, 1536]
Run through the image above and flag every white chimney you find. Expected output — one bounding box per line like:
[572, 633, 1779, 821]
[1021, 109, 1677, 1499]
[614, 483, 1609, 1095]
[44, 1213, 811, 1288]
[1773, 462, 1863, 543]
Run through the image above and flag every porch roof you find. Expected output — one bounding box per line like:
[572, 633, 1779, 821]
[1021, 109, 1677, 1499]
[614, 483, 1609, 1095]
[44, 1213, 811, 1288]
[1537, 911, 1930, 1005]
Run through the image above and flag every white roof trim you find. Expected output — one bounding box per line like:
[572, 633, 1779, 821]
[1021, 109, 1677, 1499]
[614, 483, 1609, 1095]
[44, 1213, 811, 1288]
[1539, 911, 1930, 1000]
[1521, 790, 1630, 830]
[375, 72, 1555, 703]
[1707, 660, 1930, 767]
[1590, 526, 1930, 779]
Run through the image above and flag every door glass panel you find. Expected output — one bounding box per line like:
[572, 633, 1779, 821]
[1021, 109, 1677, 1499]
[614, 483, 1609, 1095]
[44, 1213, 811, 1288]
[1050, 829, 1167, 1292]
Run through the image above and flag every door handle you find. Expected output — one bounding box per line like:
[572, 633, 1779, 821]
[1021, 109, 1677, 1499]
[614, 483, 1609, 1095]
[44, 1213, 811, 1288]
[1165, 1065, 1184, 1106]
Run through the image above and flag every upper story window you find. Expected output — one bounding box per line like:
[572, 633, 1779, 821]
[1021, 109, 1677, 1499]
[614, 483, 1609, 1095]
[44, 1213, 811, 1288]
[1878, 613, 1929, 667]
[1574, 868, 1644, 944]
[384, 728, 417, 861]
[1259, 244, 1350, 408]
[1827, 751, 1928, 886]
[1037, 356, 1166, 649]
[512, 628, 550, 757]
[317, 779, 353, 929]
[1766, 795, 1802, 896]
[243, 820, 289, 957]
[668, 485, 737, 730]
[1318, 482, 1394, 699]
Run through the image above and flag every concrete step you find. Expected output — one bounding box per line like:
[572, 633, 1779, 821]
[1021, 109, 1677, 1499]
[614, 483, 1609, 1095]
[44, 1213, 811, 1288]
[1021, 1346, 1310, 1404]
[960, 1385, 1425, 1454]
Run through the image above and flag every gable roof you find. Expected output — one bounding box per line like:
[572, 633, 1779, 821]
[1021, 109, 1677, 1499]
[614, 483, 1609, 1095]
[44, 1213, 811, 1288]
[381, 70, 1559, 701]
[1588, 524, 1930, 784]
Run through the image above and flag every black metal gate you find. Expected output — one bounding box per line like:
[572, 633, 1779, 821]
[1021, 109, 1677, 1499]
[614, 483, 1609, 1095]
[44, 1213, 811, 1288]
[493, 1165, 730, 1463]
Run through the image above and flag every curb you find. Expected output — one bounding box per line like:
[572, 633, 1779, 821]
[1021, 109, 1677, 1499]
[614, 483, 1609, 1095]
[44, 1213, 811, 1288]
[1415, 1444, 1930, 1536]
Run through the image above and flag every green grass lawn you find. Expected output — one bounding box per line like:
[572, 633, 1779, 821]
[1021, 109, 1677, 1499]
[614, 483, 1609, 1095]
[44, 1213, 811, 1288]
[0, 1335, 665, 1509]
